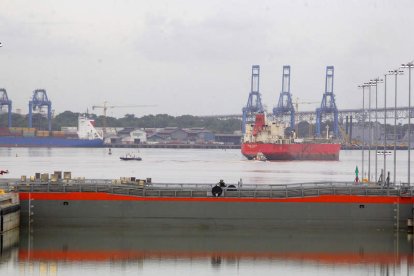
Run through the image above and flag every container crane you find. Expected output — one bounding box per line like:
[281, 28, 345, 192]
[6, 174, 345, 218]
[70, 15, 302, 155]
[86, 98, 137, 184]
[315, 66, 339, 137]
[0, 88, 12, 127]
[92, 101, 155, 136]
[29, 89, 52, 131]
[242, 65, 264, 134]
[273, 65, 295, 129]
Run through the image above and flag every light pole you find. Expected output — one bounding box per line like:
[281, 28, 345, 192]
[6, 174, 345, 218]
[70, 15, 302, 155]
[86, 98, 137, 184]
[401, 61, 414, 186]
[370, 78, 384, 183]
[358, 84, 369, 181]
[365, 83, 372, 183]
[365, 82, 372, 182]
[383, 74, 388, 187]
[388, 69, 404, 185]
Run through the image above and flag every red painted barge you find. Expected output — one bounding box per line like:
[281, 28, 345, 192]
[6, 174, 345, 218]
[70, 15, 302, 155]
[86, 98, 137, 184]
[1, 178, 412, 230]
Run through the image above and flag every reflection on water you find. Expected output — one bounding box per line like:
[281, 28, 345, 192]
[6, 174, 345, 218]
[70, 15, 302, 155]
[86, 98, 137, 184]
[2, 148, 414, 275]
[0, 225, 413, 275]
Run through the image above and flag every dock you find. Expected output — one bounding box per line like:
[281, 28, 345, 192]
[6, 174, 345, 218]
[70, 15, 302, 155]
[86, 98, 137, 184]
[107, 143, 240, 149]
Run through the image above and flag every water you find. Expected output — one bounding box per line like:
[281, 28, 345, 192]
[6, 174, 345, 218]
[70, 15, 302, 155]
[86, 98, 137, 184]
[1, 147, 412, 184]
[1, 148, 414, 275]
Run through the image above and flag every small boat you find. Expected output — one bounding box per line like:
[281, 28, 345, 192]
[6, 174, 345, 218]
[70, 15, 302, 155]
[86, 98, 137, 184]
[120, 153, 142, 161]
[0, 169, 9, 175]
[253, 152, 267, 161]
[377, 151, 392, 155]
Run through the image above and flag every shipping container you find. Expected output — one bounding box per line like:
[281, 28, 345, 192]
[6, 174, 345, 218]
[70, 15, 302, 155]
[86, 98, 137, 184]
[23, 132, 36, 137]
[51, 131, 65, 137]
[36, 131, 50, 137]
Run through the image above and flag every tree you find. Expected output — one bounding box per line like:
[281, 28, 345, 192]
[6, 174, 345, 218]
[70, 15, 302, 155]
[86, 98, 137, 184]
[0, 111, 242, 133]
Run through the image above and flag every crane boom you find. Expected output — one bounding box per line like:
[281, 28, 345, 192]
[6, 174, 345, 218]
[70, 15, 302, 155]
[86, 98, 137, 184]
[293, 97, 319, 112]
[91, 101, 156, 137]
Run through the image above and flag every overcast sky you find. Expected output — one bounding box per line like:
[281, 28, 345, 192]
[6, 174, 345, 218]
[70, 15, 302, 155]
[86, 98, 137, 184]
[0, 0, 413, 118]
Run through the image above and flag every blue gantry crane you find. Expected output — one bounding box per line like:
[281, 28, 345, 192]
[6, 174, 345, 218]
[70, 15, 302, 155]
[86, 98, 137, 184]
[273, 65, 295, 129]
[315, 66, 339, 137]
[0, 88, 12, 127]
[29, 89, 52, 131]
[242, 65, 264, 133]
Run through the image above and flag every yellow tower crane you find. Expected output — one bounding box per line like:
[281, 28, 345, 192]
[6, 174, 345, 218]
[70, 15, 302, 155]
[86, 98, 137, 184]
[92, 101, 155, 137]
[293, 97, 319, 136]
[293, 97, 319, 112]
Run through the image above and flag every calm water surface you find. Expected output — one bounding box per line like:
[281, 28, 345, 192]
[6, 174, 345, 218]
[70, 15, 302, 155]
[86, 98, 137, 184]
[0, 148, 414, 275]
[1, 147, 412, 184]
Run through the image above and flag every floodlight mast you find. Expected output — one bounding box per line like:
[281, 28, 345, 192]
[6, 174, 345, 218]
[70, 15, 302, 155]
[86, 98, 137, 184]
[368, 78, 383, 184]
[358, 83, 369, 182]
[401, 61, 414, 186]
[388, 69, 404, 186]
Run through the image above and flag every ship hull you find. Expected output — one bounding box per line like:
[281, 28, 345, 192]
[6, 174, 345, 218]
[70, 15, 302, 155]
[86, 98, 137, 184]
[0, 136, 103, 147]
[241, 143, 341, 160]
[18, 192, 411, 230]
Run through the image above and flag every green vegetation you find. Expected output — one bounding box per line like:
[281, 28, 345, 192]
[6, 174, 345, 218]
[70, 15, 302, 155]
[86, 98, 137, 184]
[0, 111, 242, 134]
[1, 111, 411, 137]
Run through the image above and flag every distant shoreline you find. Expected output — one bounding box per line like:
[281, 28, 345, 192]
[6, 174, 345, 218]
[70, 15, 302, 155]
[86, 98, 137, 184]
[106, 144, 411, 150]
[106, 143, 240, 149]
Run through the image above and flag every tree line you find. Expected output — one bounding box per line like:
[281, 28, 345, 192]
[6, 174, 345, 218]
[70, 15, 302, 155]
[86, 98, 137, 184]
[0, 111, 410, 137]
[0, 111, 242, 134]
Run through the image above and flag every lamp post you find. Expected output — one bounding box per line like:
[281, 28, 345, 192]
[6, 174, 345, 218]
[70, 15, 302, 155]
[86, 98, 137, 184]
[365, 82, 372, 183]
[358, 84, 369, 181]
[370, 78, 384, 183]
[365, 82, 373, 182]
[383, 74, 388, 187]
[401, 61, 414, 186]
[388, 69, 404, 185]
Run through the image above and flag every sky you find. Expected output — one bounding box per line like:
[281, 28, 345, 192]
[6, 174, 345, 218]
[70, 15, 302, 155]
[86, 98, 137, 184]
[0, 0, 413, 118]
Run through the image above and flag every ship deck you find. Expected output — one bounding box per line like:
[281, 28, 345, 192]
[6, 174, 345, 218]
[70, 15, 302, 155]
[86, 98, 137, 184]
[0, 178, 412, 199]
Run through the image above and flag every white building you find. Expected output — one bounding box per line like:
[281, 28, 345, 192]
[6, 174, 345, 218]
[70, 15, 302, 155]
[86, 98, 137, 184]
[121, 129, 147, 144]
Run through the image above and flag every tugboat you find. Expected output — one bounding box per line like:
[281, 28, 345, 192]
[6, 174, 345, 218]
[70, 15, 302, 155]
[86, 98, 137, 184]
[253, 152, 267, 161]
[241, 113, 341, 161]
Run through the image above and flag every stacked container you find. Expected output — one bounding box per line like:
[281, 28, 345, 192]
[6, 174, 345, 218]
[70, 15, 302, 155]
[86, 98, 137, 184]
[22, 128, 36, 137]
[36, 130, 50, 137]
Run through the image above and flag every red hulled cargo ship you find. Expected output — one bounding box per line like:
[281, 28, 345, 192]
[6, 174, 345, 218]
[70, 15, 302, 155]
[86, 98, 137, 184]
[241, 114, 340, 161]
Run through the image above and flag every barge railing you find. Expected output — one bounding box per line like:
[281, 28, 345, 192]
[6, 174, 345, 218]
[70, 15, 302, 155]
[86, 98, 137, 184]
[0, 178, 412, 199]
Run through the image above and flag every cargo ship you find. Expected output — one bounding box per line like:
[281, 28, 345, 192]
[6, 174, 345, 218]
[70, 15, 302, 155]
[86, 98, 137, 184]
[0, 177, 412, 230]
[241, 113, 341, 160]
[0, 116, 103, 147]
